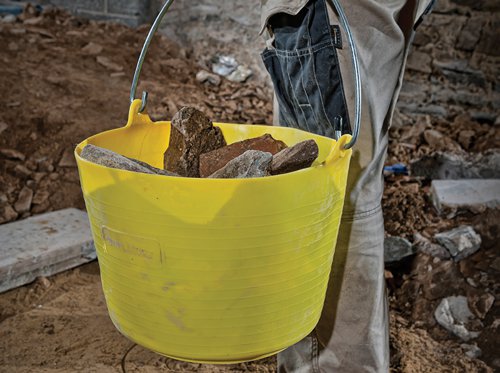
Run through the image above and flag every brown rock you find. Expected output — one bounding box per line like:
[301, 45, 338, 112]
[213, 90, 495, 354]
[271, 140, 319, 175]
[33, 189, 50, 205]
[468, 293, 495, 319]
[0, 204, 18, 224]
[164, 107, 226, 177]
[208, 150, 272, 179]
[13, 164, 32, 178]
[199, 134, 287, 177]
[82, 144, 177, 176]
[0, 148, 26, 161]
[14, 186, 33, 213]
[58, 149, 77, 168]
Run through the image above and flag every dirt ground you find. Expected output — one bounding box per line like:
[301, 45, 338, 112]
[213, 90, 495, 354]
[0, 6, 498, 373]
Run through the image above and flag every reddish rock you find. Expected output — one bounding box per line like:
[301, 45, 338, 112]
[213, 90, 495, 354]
[271, 139, 319, 175]
[0, 204, 18, 224]
[208, 150, 272, 179]
[164, 107, 226, 177]
[199, 134, 287, 177]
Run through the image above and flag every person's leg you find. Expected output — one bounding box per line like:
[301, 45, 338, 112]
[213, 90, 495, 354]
[261, 0, 434, 371]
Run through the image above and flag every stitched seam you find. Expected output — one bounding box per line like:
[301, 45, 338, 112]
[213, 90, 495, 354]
[263, 40, 333, 59]
[311, 333, 320, 373]
[283, 55, 308, 129]
[310, 46, 334, 134]
[297, 55, 319, 132]
[342, 205, 382, 221]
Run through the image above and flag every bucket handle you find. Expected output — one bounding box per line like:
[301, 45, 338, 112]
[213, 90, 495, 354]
[129, 0, 361, 149]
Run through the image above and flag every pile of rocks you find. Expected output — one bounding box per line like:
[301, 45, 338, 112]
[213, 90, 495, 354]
[81, 107, 319, 179]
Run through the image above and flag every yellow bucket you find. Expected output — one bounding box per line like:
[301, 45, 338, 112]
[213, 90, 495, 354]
[75, 99, 352, 363]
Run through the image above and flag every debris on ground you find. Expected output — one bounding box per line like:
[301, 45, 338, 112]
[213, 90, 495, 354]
[434, 226, 482, 262]
[384, 236, 415, 263]
[434, 296, 480, 341]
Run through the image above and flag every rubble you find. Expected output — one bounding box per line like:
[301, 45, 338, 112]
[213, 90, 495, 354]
[211, 55, 238, 76]
[196, 70, 221, 86]
[208, 150, 272, 179]
[13, 164, 32, 178]
[384, 236, 415, 263]
[0, 204, 18, 224]
[468, 293, 495, 319]
[270, 140, 319, 175]
[96, 56, 123, 72]
[227, 65, 253, 83]
[0, 148, 26, 161]
[434, 295, 480, 341]
[14, 186, 33, 213]
[81, 145, 177, 176]
[413, 233, 450, 260]
[461, 343, 482, 359]
[58, 149, 77, 168]
[0, 121, 7, 135]
[164, 107, 226, 177]
[431, 179, 500, 215]
[199, 134, 287, 177]
[410, 151, 500, 179]
[81, 42, 103, 56]
[434, 226, 482, 261]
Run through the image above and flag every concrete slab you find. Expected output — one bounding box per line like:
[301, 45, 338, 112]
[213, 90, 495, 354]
[0, 208, 95, 293]
[431, 179, 500, 215]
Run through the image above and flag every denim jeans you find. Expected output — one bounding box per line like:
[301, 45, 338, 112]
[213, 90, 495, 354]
[260, 0, 434, 371]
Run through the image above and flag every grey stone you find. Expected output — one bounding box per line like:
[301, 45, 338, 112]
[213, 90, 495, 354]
[226, 65, 253, 83]
[0, 208, 95, 293]
[1, 14, 17, 23]
[0, 148, 26, 161]
[384, 236, 415, 263]
[208, 150, 272, 179]
[434, 295, 480, 341]
[196, 70, 221, 86]
[271, 140, 319, 175]
[14, 187, 33, 214]
[81, 144, 175, 176]
[125, 157, 178, 177]
[460, 344, 482, 359]
[413, 233, 451, 260]
[435, 226, 481, 261]
[431, 179, 500, 215]
[410, 151, 500, 179]
[0, 204, 18, 224]
[164, 107, 226, 177]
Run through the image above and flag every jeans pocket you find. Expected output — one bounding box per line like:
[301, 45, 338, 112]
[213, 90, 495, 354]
[261, 0, 350, 138]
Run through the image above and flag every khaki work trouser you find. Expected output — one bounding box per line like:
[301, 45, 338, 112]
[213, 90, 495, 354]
[260, 0, 434, 371]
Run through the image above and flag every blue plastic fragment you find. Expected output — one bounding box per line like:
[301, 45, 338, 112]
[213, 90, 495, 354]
[384, 163, 408, 175]
[0, 4, 43, 16]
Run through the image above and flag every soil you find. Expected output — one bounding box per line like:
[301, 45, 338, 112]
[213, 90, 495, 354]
[0, 5, 499, 373]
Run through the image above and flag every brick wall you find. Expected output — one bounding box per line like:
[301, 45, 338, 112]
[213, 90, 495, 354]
[39, 0, 152, 27]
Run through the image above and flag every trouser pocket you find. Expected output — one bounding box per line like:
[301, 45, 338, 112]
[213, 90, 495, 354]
[261, 0, 350, 138]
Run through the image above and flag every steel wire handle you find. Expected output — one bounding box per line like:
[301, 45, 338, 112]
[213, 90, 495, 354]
[130, 0, 361, 149]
